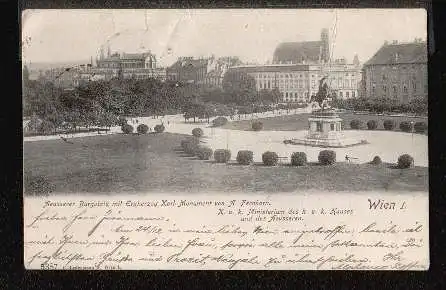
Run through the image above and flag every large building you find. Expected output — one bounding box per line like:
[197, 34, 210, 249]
[225, 28, 362, 103]
[228, 60, 362, 103]
[362, 39, 427, 102]
[203, 56, 243, 88]
[166, 57, 208, 84]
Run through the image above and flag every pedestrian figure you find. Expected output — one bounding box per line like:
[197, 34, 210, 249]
[345, 155, 350, 162]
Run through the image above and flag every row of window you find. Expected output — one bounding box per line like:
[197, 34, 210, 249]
[338, 91, 356, 98]
[371, 81, 425, 95]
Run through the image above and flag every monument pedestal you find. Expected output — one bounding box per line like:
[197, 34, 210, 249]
[287, 110, 366, 148]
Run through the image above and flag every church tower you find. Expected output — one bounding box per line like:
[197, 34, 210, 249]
[320, 28, 330, 63]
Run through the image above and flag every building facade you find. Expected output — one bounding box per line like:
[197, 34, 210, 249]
[227, 61, 362, 103]
[363, 40, 427, 103]
[76, 50, 167, 84]
[203, 56, 243, 88]
[167, 57, 208, 84]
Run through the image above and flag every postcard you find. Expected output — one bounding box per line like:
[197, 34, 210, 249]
[22, 8, 429, 270]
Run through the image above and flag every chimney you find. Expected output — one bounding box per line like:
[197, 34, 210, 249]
[392, 40, 398, 45]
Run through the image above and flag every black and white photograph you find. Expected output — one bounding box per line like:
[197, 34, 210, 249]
[22, 9, 428, 195]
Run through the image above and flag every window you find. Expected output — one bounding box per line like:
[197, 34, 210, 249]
[340, 92, 343, 98]
[352, 91, 355, 98]
[412, 81, 417, 91]
[382, 74, 387, 81]
[268, 81, 271, 89]
[330, 124, 335, 131]
[317, 122, 322, 132]
[372, 83, 376, 95]
[286, 92, 288, 98]
[383, 85, 387, 93]
[403, 86, 408, 94]
[393, 85, 398, 98]
[346, 92, 350, 98]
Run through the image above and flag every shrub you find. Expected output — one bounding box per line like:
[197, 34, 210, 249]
[121, 124, 134, 134]
[154, 124, 165, 133]
[414, 122, 427, 133]
[214, 149, 231, 163]
[236, 150, 254, 165]
[196, 146, 213, 160]
[318, 150, 336, 165]
[399, 121, 413, 132]
[367, 120, 378, 130]
[38, 120, 55, 134]
[137, 124, 149, 134]
[383, 120, 396, 130]
[370, 156, 382, 165]
[192, 128, 204, 138]
[182, 138, 199, 155]
[118, 116, 128, 126]
[262, 151, 279, 166]
[397, 154, 414, 169]
[252, 121, 263, 131]
[212, 117, 228, 127]
[350, 119, 363, 130]
[291, 152, 307, 166]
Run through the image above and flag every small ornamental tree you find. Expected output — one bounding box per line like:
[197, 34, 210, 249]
[137, 124, 149, 134]
[383, 120, 396, 130]
[397, 154, 414, 169]
[262, 151, 279, 166]
[414, 122, 428, 133]
[192, 128, 204, 138]
[318, 150, 336, 165]
[367, 120, 378, 130]
[121, 124, 134, 134]
[350, 119, 363, 130]
[291, 152, 307, 166]
[212, 117, 228, 127]
[196, 146, 213, 160]
[370, 156, 382, 165]
[252, 121, 263, 131]
[399, 121, 413, 132]
[154, 124, 165, 133]
[236, 150, 254, 165]
[214, 149, 231, 163]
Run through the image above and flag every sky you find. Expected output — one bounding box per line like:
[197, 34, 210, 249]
[21, 9, 427, 67]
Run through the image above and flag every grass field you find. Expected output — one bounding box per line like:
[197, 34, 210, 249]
[221, 112, 428, 132]
[24, 132, 428, 195]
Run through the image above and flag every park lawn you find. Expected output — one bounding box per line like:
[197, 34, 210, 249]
[221, 112, 428, 132]
[24, 132, 428, 195]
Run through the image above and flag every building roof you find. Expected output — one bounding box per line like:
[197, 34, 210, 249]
[228, 64, 311, 73]
[364, 42, 427, 66]
[120, 53, 150, 60]
[273, 41, 323, 64]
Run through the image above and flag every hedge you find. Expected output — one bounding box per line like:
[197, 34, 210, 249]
[236, 150, 254, 165]
[318, 150, 336, 165]
[414, 122, 427, 133]
[154, 124, 165, 133]
[212, 117, 228, 127]
[196, 146, 213, 160]
[350, 119, 363, 130]
[252, 121, 263, 131]
[137, 124, 149, 134]
[182, 138, 199, 155]
[370, 156, 382, 165]
[397, 154, 414, 169]
[399, 121, 413, 132]
[291, 152, 307, 166]
[192, 128, 204, 138]
[383, 120, 396, 130]
[367, 120, 378, 130]
[214, 149, 231, 163]
[262, 151, 279, 166]
[121, 124, 134, 134]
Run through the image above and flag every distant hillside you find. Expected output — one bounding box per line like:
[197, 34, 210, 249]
[26, 60, 92, 71]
